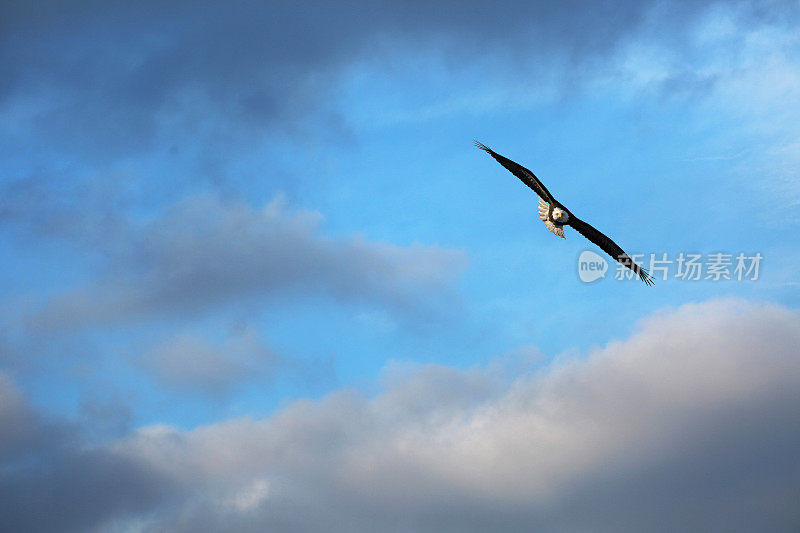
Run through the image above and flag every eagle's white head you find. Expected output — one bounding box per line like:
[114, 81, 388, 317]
[552, 208, 569, 223]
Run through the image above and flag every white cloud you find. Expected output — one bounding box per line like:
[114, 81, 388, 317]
[226, 478, 272, 512]
[3, 299, 799, 530]
[91, 298, 799, 532]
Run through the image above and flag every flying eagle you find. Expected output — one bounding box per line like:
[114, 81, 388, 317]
[475, 141, 653, 285]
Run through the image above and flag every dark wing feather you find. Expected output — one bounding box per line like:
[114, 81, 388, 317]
[568, 216, 654, 285]
[474, 141, 556, 204]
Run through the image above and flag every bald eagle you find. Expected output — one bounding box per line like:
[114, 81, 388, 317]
[475, 141, 653, 285]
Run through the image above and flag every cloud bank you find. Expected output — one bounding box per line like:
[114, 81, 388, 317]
[5, 1, 792, 162]
[2, 299, 799, 531]
[0, 1, 651, 150]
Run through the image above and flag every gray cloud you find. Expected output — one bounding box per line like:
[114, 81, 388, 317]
[137, 324, 336, 398]
[139, 326, 280, 395]
[0, 373, 48, 463]
[0, 168, 134, 246]
[0, 374, 180, 532]
[4, 299, 797, 532]
[0, 449, 178, 533]
[3, 0, 761, 162]
[28, 194, 467, 329]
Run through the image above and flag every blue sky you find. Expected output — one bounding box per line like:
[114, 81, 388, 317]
[1, 1, 800, 531]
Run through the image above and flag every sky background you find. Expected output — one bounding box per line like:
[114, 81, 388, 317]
[1, 1, 800, 531]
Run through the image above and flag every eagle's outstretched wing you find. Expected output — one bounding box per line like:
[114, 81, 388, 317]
[474, 141, 556, 204]
[568, 216, 654, 285]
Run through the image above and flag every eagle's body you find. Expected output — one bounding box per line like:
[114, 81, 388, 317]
[475, 141, 653, 285]
[539, 198, 568, 238]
